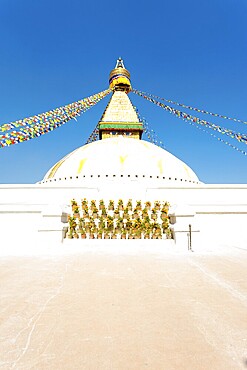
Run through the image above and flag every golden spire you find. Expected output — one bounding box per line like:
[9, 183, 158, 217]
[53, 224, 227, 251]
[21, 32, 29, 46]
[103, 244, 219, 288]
[109, 57, 132, 93]
[99, 59, 143, 140]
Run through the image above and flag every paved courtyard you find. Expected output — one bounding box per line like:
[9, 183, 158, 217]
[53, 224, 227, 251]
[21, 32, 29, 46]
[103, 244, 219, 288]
[0, 243, 247, 369]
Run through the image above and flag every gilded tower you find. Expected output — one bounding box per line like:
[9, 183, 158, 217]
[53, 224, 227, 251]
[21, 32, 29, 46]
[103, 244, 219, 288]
[99, 58, 143, 140]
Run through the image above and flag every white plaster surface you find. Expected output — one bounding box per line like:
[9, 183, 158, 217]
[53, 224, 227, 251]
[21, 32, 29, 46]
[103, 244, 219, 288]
[41, 136, 200, 185]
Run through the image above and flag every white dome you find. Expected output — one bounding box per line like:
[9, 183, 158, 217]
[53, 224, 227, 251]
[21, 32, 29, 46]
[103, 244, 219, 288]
[39, 136, 200, 187]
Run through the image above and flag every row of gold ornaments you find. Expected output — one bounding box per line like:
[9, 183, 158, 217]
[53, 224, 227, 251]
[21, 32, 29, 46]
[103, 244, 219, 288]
[66, 199, 172, 239]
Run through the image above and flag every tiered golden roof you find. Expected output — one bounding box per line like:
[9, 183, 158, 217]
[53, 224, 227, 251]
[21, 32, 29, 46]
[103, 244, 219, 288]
[99, 58, 143, 140]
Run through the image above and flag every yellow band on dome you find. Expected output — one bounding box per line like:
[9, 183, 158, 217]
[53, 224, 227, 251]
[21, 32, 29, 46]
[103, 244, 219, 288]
[47, 159, 65, 179]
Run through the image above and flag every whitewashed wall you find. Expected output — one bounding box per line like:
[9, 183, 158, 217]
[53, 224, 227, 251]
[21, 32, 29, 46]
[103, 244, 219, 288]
[0, 184, 247, 248]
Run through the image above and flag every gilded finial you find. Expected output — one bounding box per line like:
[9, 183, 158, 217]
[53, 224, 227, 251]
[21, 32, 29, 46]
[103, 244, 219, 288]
[115, 57, 125, 68]
[109, 58, 131, 93]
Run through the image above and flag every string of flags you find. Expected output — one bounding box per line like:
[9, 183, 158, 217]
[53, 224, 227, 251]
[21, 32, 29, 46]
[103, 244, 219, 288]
[134, 106, 165, 149]
[132, 90, 247, 148]
[132, 89, 247, 125]
[1, 81, 246, 157]
[188, 120, 247, 156]
[0, 89, 111, 148]
[85, 124, 99, 144]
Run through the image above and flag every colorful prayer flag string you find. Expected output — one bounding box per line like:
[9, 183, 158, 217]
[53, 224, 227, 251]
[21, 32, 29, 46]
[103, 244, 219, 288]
[188, 120, 247, 156]
[85, 124, 99, 144]
[132, 90, 247, 146]
[132, 89, 247, 125]
[0, 89, 111, 148]
[133, 106, 165, 149]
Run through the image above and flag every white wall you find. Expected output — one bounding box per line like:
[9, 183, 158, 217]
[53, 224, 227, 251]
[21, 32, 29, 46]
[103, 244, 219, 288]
[0, 183, 247, 247]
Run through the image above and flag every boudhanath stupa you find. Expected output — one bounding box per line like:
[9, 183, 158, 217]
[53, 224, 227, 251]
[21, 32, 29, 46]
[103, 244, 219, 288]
[0, 59, 247, 249]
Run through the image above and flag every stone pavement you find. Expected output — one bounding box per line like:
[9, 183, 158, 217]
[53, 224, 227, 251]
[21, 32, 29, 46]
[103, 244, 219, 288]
[0, 245, 247, 369]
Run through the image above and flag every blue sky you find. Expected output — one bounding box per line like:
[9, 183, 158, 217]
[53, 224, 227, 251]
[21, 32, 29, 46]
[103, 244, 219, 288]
[0, 0, 246, 184]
